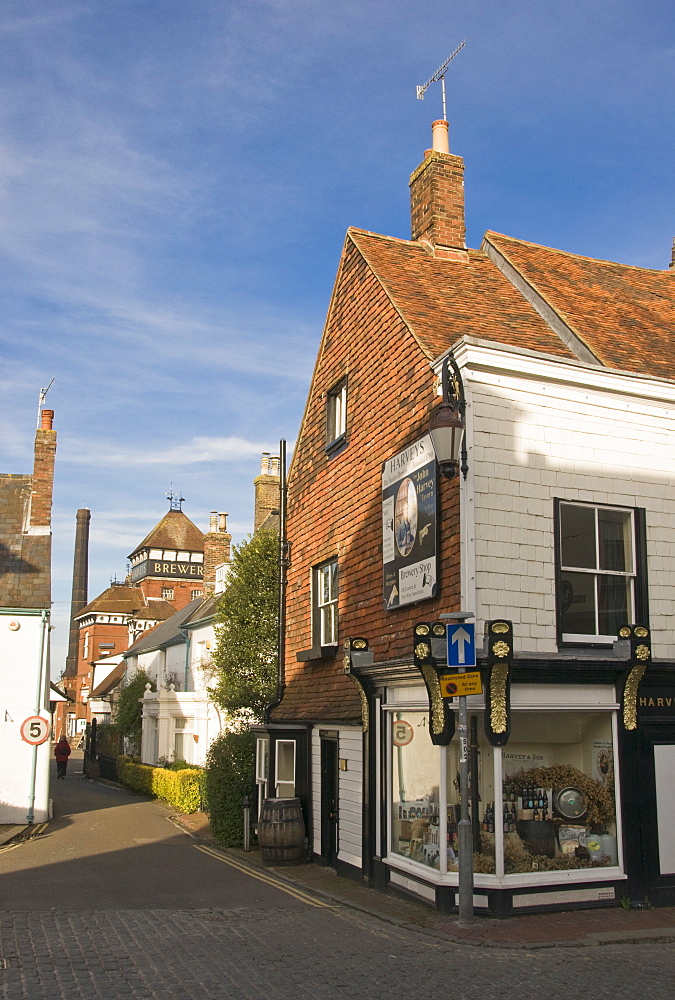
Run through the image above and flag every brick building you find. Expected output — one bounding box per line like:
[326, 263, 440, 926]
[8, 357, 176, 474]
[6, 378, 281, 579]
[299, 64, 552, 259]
[0, 409, 56, 822]
[59, 500, 231, 736]
[257, 121, 675, 916]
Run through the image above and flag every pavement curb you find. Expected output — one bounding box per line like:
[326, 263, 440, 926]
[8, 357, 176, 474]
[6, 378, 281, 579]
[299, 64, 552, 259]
[167, 814, 675, 950]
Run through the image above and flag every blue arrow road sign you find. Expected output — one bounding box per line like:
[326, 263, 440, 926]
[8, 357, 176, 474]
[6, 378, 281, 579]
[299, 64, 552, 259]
[446, 623, 476, 668]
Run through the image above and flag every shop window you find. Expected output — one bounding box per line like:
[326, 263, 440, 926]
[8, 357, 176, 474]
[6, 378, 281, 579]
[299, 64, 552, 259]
[500, 711, 618, 874]
[556, 501, 643, 643]
[275, 740, 296, 797]
[387, 707, 619, 879]
[326, 378, 347, 452]
[313, 559, 338, 646]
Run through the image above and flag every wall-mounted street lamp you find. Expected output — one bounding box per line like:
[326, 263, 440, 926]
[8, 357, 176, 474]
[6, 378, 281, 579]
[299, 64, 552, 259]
[428, 355, 468, 480]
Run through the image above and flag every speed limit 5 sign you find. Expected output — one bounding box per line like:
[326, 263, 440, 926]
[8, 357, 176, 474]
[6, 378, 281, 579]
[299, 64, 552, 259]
[20, 716, 50, 745]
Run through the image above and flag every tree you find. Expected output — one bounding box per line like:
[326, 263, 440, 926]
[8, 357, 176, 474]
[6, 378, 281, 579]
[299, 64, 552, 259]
[211, 529, 279, 720]
[114, 669, 153, 755]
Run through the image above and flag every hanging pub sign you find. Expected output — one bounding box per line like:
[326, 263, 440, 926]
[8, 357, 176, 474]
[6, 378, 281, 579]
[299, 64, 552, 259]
[382, 434, 437, 609]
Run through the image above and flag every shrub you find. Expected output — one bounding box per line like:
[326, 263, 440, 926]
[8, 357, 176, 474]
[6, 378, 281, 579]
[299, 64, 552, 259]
[92, 722, 122, 758]
[114, 670, 154, 756]
[203, 730, 255, 847]
[117, 756, 203, 813]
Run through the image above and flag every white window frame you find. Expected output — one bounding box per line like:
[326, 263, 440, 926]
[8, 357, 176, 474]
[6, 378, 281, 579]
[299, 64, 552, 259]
[173, 716, 194, 762]
[326, 379, 347, 446]
[313, 559, 338, 646]
[256, 737, 269, 814]
[275, 740, 296, 798]
[558, 501, 637, 644]
[162, 586, 175, 601]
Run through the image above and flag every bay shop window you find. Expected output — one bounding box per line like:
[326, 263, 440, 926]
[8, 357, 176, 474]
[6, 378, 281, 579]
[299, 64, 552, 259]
[386, 691, 621, 883]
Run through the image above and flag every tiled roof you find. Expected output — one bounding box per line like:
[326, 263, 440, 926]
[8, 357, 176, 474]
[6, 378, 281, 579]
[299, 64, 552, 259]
[129, 509, 204, 559]
[269, 661, 362, 725]
[0, 474, 51, 609]
[485, 231, 675, 380]
[91, 662, 126, 698]
[77, 586, 175, 622]
[124, 598, 204, 655]
[349, 228, 577, 362]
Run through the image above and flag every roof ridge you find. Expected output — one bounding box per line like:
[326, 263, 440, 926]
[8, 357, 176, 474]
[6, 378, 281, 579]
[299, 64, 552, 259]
[485, 230, 673, 275]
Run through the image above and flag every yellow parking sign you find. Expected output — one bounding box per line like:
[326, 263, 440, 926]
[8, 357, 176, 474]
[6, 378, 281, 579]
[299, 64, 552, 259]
[439, 671, 482, 698]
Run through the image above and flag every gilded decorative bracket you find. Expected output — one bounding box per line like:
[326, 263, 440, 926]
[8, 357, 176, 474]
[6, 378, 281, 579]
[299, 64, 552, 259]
[619, 624, 651, 731]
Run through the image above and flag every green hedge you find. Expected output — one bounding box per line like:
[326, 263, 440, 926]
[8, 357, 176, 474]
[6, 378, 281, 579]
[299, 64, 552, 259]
[203, 730, 255, 847]
[117, 756, 203, 813]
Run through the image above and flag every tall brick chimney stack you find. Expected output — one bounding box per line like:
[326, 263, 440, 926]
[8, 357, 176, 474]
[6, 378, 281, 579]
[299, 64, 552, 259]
[253, 453, 280, 533]
[409, 121, 467, 260]
[202, 511, 231, 594]
[30, 409, 56, 531]
[65, 508, 90, 678]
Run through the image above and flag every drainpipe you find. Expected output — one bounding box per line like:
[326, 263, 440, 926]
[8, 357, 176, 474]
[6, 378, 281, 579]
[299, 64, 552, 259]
[27, 609, 50, 824]
[178, 628, 191, 691]
[264, 438, 287, 723]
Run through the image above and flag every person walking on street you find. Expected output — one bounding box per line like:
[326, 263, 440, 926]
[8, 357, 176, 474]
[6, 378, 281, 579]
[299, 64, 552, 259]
[55, 736, 71, 779]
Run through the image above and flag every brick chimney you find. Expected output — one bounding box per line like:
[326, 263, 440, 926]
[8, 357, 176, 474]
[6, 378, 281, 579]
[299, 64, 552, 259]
[254, 453, 280, 533]
[409, 120, 467, 260]
[65, 508, 90, 678]
[203, 511, 231, 594]
[30, 409, 56, 531]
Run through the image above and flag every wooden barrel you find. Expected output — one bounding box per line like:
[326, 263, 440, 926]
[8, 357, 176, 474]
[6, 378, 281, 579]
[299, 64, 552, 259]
[517, 819, 557, 858]
[258, 797, 306, 866]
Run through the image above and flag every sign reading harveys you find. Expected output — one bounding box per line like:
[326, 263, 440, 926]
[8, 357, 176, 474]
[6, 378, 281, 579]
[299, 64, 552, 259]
[382, 434, 437, 610]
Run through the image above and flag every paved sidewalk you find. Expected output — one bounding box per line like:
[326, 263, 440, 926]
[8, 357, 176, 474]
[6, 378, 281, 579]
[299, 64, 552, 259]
[173, 811, 675, 949]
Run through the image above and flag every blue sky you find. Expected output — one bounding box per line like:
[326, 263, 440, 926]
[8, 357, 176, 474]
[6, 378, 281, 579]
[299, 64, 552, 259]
[1, 0, 673, 676]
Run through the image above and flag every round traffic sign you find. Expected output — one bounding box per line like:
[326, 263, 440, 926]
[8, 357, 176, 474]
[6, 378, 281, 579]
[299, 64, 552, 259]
[441, 680, 458, 697]
[392, 720, 414, 746]
[20, 716, 50, 745]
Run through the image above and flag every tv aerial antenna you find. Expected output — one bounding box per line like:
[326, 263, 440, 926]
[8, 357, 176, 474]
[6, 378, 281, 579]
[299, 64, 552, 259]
[36, 377, 55, 428]
[416, 41, 466, 121]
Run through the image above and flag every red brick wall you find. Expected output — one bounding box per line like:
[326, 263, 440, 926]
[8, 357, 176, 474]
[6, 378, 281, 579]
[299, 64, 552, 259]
[138, 578, 201, 608]
[409, 151, 466, 250]
[203, 532, 231, 593]
[280, 237, 461, 721]
[30, 425, 56, 529]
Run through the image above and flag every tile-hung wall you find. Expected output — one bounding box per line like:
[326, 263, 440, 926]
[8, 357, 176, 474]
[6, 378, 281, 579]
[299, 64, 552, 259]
[463, 343, 675, 657]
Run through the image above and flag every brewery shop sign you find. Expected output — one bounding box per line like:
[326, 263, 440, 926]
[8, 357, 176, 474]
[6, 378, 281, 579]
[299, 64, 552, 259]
[382, 434, 437, 609]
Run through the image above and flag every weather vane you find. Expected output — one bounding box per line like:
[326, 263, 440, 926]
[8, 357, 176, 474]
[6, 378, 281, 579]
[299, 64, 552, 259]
[416, 41, 466, 122]
[166, 485, 185, 511]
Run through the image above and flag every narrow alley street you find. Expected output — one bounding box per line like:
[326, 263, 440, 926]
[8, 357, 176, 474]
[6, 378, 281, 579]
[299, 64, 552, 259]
[0, 759, 673, 999]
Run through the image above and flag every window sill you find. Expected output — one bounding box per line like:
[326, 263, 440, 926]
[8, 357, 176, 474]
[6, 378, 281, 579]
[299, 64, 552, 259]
[324, 433, 347, 458]
[296, 646, 338, 663]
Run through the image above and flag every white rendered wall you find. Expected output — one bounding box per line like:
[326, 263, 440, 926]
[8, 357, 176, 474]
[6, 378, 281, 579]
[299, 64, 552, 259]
[0, 611, 51, 823]
[462, 346, 675, 657]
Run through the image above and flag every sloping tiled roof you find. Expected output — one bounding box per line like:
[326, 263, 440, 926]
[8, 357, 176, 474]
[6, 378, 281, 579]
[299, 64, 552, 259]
[349, 228, 577, 363]
[77, 585, 175, 622]
[91, 662, 126, 698]
[124, 597, 204, 656]
[269, 661, 362, 725]
[129, 509, 204, 559]
[0, 474, 51, 609]
[485, 231, 675, 380]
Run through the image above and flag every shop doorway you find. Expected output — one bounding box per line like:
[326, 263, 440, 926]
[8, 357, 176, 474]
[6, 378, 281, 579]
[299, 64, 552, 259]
[635, 729, 675, 907]
[321, 736, 339, 866]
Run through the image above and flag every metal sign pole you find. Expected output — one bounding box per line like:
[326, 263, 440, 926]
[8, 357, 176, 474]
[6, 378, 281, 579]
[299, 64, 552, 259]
[444, 616, 476, 925]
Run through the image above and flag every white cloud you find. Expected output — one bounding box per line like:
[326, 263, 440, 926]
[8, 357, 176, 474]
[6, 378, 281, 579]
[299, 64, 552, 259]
[61, 434, 279, 467]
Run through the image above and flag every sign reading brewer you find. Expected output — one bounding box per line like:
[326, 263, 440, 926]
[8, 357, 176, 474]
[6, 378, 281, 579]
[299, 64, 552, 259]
[131, 559, 204, 582]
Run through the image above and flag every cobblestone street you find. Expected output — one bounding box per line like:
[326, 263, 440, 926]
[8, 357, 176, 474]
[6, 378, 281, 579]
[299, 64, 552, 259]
[0, 761, 673, 999]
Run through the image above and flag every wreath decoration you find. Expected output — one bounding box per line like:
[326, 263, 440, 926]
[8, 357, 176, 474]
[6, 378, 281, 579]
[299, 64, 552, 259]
[509, 764, 615, 828]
